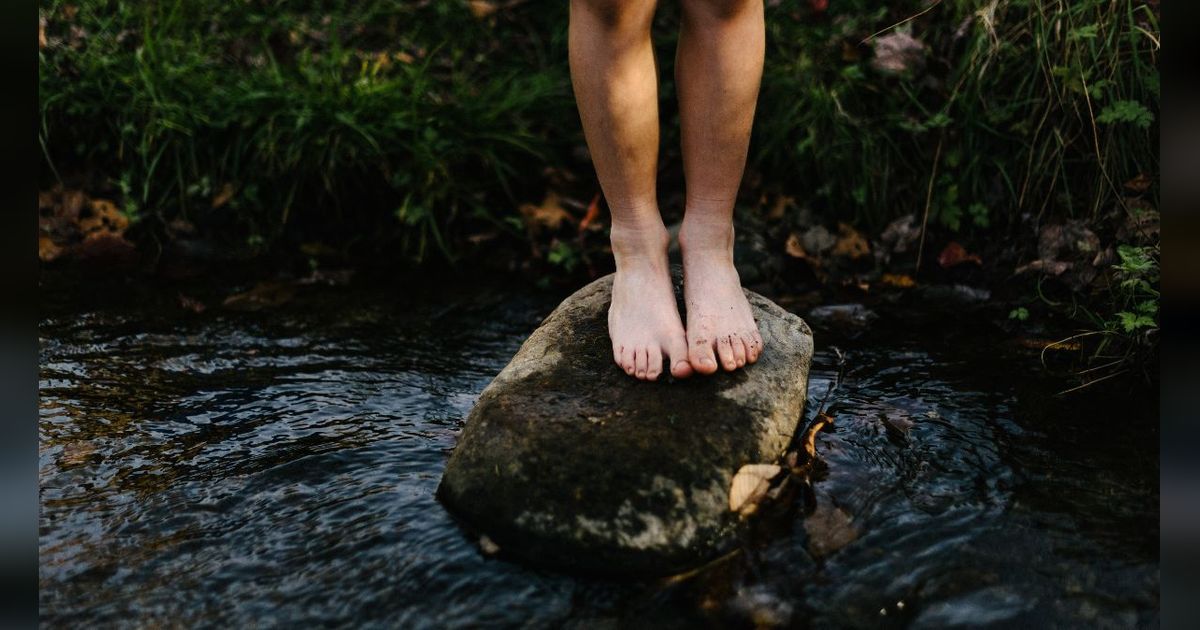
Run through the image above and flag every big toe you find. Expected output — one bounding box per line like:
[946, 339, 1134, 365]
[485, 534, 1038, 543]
[688, 336, 720, 375]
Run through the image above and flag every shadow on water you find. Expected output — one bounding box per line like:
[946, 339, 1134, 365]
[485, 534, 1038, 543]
[39, 272, 1157, 628]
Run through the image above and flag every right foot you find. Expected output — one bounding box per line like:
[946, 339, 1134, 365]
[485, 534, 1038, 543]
[608, 223, 694, 381]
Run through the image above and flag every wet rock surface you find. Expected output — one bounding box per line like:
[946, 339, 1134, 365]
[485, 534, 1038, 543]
[438, 269, 814, 575]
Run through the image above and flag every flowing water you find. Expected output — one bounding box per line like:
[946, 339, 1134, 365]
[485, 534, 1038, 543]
[39, 273, 1158, 628]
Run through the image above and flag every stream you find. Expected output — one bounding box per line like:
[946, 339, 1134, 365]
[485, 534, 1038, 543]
[39, 272, 1158, 627]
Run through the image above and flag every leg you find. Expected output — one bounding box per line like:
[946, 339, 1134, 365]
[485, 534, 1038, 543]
[675, 0, 766, 374]
[569, 0, 692, 380]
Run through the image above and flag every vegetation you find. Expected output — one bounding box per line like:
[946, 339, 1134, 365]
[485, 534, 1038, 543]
[40, 0, 1159, 383]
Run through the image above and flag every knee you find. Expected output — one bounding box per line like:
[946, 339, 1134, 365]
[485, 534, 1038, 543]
[571, 0, 655, 33]
[680, 0, 761, 24]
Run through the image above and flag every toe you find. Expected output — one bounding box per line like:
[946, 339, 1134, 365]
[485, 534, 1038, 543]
[752, 330, 765, 361]
[742, 332, 760, 363]
[634, 347, 648, 380]
[689, 336, 719, 375]
[731, 335, 747, 367]
[668, 336, 693, 378]
[646, 346, 663, 381]
[613, 343, 623, 367]
[621, 346, 636, 376]
[716, 335, 737, 371]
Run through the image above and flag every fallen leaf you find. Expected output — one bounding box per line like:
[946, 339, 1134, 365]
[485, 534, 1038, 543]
[801, 225, 837, 256]
[519, 192, 574, 232]
[800, 412, 834, 461]
[211, 183, 236, 209]
[768, 195, 795, 221]
[879, 273, 916, 289]
[578, 193, 602, 234]
[1123, 173, 1153, 193]
[178, 293, 207, 314]
[1038, 221, 1099, 261]
[479, 534, 501, 555]
[729, 464, 781, 513]
[805, 501, 859, 559]
[79, 199, 129, 234]
[222, 280, 297, 311]
[881, 413, 915, 438]
[785, 232, 808, 258]
[937, 241, 981, 268]
[832, 223, 870, 260]
[870, 31, 927, 76]
[167, 218, 196, 237]
[879, 213, 920, 255]
[468, 0, 498, 18]
[1014, 259, 1071, 276]
[39, 236, 64, 262]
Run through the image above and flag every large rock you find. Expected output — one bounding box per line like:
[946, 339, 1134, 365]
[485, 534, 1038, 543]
[437, 270, 814, 575]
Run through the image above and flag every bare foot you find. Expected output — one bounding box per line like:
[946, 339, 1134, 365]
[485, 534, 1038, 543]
[679, 220, 764, 374]
[608, 223, 694, 381]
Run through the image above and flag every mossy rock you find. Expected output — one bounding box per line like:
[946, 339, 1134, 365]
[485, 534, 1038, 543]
[438, 269, 814, 575]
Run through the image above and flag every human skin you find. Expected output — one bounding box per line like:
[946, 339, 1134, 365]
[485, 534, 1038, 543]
[568, 0, 765, 381]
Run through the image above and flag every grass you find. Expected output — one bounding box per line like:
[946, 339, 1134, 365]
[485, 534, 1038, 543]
[41, 0, 1159, 355]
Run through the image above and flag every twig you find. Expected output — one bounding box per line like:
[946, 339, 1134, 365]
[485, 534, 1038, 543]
[859, 0, 944, 45]
[1038, 330, 1111, 370]
[915, 134, 944, 274]
[1056, 368, 1127, 396]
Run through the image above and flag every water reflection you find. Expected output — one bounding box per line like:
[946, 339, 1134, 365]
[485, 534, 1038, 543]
[40, 277, 1157, 627]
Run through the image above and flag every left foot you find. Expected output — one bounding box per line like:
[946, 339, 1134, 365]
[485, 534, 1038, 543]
[679, 219, 764, 374]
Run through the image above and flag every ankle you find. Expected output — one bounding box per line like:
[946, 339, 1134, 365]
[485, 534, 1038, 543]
[610, 220, 669, 266]
[678, 218, 734, 259]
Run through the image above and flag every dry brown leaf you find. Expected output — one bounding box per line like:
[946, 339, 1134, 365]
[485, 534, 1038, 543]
[831, 222, 870, 260]
[937, 241, 982, 268]
[39, 236, 64, 262]
[578, 193, 602, 234]
[785, 232, 808, 258]
[212, 183, 236, 209]
[468, 0, 498, 18]
[222, 281, 297, 311]
[879, 273, 916, 289]
[801, 412, 834, 461]
[769, 195, 795, 221]
[80, 199, 128, 234]
[519, 192, 574, 232]
[729, 463, 781, 513]
[1123, 173, 1153, 193]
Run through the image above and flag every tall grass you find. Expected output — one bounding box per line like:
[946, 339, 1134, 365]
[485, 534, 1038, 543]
[40, 0, 1158, 260]
[40, 0, 571, 259]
